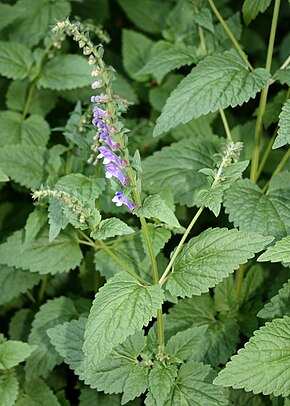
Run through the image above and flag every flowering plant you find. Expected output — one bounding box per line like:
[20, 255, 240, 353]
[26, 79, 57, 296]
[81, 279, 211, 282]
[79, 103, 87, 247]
[0, 0, 289, 405]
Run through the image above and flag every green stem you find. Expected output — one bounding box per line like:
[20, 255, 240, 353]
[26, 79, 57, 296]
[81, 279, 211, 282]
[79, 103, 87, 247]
[235, 265, 245, 297]
[219, 109, 232, 142]
[38, 275, 48, 303]
[26, 291, 36, 304]
[159, 206, 204, 285]
[208, 0, 253, 71]
[21, 83, 36, 121]
[256, 128, 277, 180]
[198, 25, 207, 55]
[262, 149, 290, 193]
[250, 0, 281, 183]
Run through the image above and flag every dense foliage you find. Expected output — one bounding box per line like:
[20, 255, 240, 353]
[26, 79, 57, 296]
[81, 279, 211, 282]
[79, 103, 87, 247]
[0, 0, 290, 405]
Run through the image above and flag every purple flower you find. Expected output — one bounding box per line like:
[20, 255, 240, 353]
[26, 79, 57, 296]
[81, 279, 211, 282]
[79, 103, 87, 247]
[97, 146, 127, 167]
[98, 130, 120, 150]
[112, 191, 137, 211]
[105, 163, 130, 185]
[92, 107, 110, 124]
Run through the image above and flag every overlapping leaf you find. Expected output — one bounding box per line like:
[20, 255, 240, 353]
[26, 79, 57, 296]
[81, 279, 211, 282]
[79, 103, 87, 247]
[258, 280, 290, 319]
[0, 41, 32, 79]
[0, 340, 35, 370]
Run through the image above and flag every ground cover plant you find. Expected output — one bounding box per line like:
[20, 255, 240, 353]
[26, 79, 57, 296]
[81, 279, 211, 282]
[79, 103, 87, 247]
[0, 0, 289, 404]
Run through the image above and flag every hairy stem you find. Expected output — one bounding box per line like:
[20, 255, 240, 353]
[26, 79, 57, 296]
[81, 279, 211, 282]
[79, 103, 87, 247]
[159, 206, 204, 285]
[208, 0, 253, 71]
[219, 109, 233, 142]
[250, 0, 281, 183]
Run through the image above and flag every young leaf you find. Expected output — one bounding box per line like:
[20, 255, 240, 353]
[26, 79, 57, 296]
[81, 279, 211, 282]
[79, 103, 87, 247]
[165, 362, 228, 405]
[15, 378, 61, 406]
[142, 136, 219, 207]
[0, 265, 41, 306]
[38, 55, 92, 91]
[0, 228, 83, 275]
[25, 297, 79, 380]
[121, 364, 149, 404]
[91, 218, 134, 240]
[242, 0, 272, 25]
[0, 41, 32, 79]
[273, 99, 290, 149]
[258, 280, 290, 319]
[0, 340, 35, 370]
[83, 271, 164, 367]
[0, 374, 19, 406]
[153, 50, 270, 136]
[135, 194, 180, 228]
[137, 44, 198, 84]
[214, 316, 290, 397]
[166, 227, 273, 297]
[147, 363, 178, 406]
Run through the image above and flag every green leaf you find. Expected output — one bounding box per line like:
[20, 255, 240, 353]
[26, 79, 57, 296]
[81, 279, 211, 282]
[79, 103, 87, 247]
[258, 280, 290, 320]
[117, 0, 170, 34]
[273, 99, 290, 149]
[224, 179, 288, 239]
[214, 316, 290, 397]
[193, 7, 214, 32]
[166, 227, 273, 297]
[264, 89, 287, 128]
[140, 224, 171, 258]
[242, 0, 272, 25]
[0, 144, 44, 188]
[258, 235, 290, 263]
[0, 3, 21, 30]
[153, 50, 270, 136]
[9, 309, 33, 341]
[0, 265, 41, 306]
[91, 218, 134, 240]
[0, 228, 83, 275]
[15, 378, 61, 406]
[38, 55, 92, 91]
[83, 271, 164, 367]
[122, 29, 153, 80]
[121, 364, 149, 404]
[138, 44, 197, 84]
[79, 387, 121, 406]
[0, 340, 35, 370]
[275, 68, 290, 86]
[25, 297, 79, 380]
[0, 374, 19, 406]
[24, 210, 48, 244]
[147, 363, 178, 406]
[149, 74, 183, 112]
[9, 0, 71, 47]
[0, 41, 32, 80]
[0, 168, 9, 183]
[165, 326, 208, 362]
[135, 194, 180, 228]
[165, 361, 228, 405]
[142, 136, 219, 207]
[113, 72, 138, 104]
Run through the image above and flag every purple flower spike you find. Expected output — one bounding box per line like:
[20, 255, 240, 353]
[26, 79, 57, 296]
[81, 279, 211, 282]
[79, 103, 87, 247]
[105, 163, 130, 185]
[97, 121, 110, 133]
[112, 192, 137, 211]
[93, 107, 110, 120]
[98, 130, 119, 150]
[97, 146, 122, 166]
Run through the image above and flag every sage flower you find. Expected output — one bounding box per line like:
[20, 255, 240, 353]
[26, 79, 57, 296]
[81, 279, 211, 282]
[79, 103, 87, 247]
[105, 163, 130, 185]
[97, 146, 127, 167]
[98, 130, 120, 150]
[112, 191, 137, 211]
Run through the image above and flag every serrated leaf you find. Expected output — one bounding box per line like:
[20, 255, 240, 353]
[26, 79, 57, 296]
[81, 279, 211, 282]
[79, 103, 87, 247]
[224, 179, 288, 239]
[0, 41, 32, 80]
[149, 73, 183, 112]
[38, 55, 92, 91]
[122, 364, 149, 404]
[193, 7, 214, 32]
[0, 168, 9, 182]
[242, 0, 272, 25]
[91, 218, 134, 240]
[258, 280, 290, 319]
[9, 309, 33, 342]
[122, 30, 153, 80]
[0, 340, 35, 370]
[15, 378, 61, 406]
[165, 361, 228, 405]
[165, 326, 208, 362]
[0, 3, 21, 30]
[138, 44, 197, 84]
[83, 272, 164, 367]
[264, 89, 287, 128]
[135, 194, 180, 228]
[214, 316, 290, 397]
[0, 374, 19, 406]
[117, 0, 170, 34]
[9, 0, 71, 47]
[0, 144, 44, 188]
[79, 387, 121, 406]
[153, 50, 270, 136]
[166, 227, 272, 297]
[0, 228, 83, 275]
[275, 68, 290, 86]
[25, 297, 79, 380]
[142, 136, 219, 207]
[0, 265, 41, 306]
[273, 99, 290, 149]
[140, 224, 171, 258]
[148, 363, 177, 406]
[258, 235, 290, 263]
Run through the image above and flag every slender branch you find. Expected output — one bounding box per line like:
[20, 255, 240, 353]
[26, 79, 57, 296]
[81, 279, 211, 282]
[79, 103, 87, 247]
[159, 206, 204, 285]
[256, 128, 277, 180]
[235, 265, 245, 297]
[198, 25, 207, 55]
[250, 0, 281, 183]
[279, 54, 290, 71]
[262, 149, 290, 193]
[208, 0, 254, 71]
[38, 275, 48, 303]
[21, 83, 36, 121]
[219, 109, 233, 142]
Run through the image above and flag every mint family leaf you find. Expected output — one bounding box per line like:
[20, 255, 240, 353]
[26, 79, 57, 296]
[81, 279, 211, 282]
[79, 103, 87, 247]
[0, 41, 32, 80]
[147, 363, 177, 406]
[273, 99, 290, 149]
[242, 0, 272, 25]
[0, 340, 35, 369]
[91, 218, 134, 240]
[15, 378, 61, 406]
[0, 374, 19, 406]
